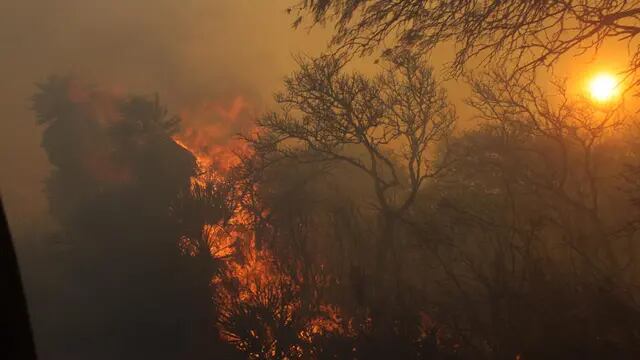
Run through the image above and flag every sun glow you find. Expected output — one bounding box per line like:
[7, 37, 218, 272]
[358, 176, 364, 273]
[588, 73, 619, 102]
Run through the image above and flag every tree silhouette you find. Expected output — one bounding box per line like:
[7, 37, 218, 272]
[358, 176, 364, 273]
[30, 75, 224, 359]
[405, 69, 640, 358]
[294, 0, 640, 77]
[250, 50, 455, 328]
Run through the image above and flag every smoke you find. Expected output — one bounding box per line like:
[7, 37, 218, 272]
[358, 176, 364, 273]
[2, 0, 632, 238]
[0, 0, 329, 233]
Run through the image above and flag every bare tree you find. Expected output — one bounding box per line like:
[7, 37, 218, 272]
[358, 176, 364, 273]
[250, 50, 455, 298]
[467, 69, 629, 268]
[404, 69, 640, 357]
[292, 0, 640, 77]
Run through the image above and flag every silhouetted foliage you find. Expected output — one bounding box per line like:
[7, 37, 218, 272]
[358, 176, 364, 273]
[231, 53, 640, 358]
[29, 76, 236, 359]
[293, 1, 640, 78]
[251, 51, 455, 310]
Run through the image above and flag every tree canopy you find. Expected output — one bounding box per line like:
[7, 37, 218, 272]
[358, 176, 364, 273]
[293, 0, 640, 77]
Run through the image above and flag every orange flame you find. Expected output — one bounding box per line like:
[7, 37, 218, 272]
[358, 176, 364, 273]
[173, 95, 354, 358]
[174, 96, 254, 174]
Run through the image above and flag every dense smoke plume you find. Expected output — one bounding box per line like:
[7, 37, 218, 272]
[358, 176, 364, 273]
[0, 2, 327, 358]
[0, 0, 328, 233]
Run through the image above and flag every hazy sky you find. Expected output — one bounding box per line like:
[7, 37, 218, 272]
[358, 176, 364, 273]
[1, 0, 629, 236]
[0, 0, 332, 233]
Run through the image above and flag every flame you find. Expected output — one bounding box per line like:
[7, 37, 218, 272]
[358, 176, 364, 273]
[174, 103, 350, 356]
[55, 79, 463, 356]
[172, 95, 456, 357]
[174, 96, 254, 174]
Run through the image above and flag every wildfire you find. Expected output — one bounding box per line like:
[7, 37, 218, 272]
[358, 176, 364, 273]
[172, 97, 353, 358]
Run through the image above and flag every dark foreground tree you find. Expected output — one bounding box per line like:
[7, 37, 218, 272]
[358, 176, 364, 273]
[29, 76, 231, 359]
[293, 0, 640, 77]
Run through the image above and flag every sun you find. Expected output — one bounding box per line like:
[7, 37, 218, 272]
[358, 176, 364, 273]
[588, 73, 619, 102]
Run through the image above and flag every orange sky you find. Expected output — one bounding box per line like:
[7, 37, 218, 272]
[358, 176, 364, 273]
[0, 0, 329, 235]
[0, 0, 634, 237]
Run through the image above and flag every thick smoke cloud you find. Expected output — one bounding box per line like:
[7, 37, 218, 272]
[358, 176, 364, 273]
[0, 0, 328, 234]
[1, 1, 629, 237]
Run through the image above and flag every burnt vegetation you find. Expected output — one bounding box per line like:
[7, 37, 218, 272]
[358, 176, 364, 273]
[18, 1, 640, 360]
